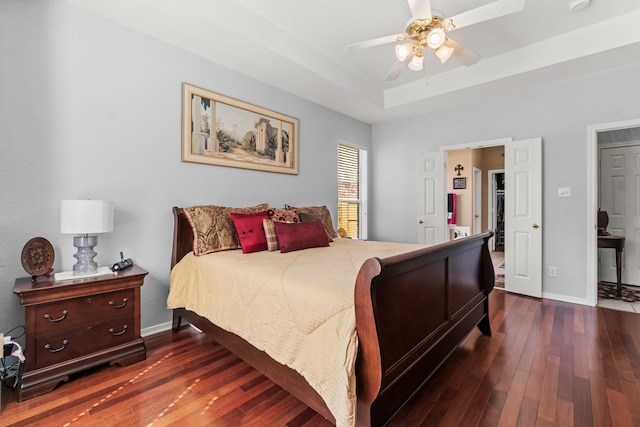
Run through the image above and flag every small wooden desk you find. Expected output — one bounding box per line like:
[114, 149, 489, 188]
[598, 235, 625, 297]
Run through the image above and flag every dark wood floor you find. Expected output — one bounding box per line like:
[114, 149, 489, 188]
[2, 289, 640, 426]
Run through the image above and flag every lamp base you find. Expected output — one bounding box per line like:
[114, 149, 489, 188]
[72, 235, 99, 275]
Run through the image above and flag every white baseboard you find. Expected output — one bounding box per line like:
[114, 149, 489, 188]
[541, 291, 593, 307]
[496, 287, 594, 306]
[141, 321, 173, 337]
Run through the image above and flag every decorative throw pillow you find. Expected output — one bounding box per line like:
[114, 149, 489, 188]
[230, 211, 270, 254]
[298, 212, 318, 223]
[183, 203, 270, 255]
[268, 208, 300, 223]
[298, 212, 333, 242]
[262, 218, 280, 252]
[274, 220, 330, 253]
[286, 204, 338, 238]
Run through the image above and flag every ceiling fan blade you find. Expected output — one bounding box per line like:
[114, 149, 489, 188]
[446, 38, 481, 67]
[344, 34, 401, 51]
[385, 54, 413, 81]
[447, 0, 525, 31]
[407, 0, 432, 20]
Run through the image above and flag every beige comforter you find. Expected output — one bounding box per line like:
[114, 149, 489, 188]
[167, 238, 423, 426]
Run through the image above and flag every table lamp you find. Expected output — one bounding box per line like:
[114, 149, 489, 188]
[60, 200, 114, 275]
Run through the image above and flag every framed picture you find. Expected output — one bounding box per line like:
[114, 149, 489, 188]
[182, 83, 298, 174]
[453, 177, 466, 189]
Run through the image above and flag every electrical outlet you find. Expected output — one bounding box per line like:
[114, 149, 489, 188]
[549, 266, 557, 277]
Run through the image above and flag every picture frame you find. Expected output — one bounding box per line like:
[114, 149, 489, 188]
[182, 83, 298, 174]
[453, 177, 466, 189]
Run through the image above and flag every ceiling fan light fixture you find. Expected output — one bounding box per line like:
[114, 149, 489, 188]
[427, 28, 446, 49]
[408, 53, 424, 71]
[435, 43, 454, 63]
[395, 43, 412, 62]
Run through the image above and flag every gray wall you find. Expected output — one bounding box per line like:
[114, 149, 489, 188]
[0, 1, 371, 339]
[371, 64, 640, 302]
[3, 1, 640, 343]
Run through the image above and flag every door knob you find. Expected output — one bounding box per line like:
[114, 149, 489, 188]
[418, 219, 424, 224]
[532, 223, 540, 228]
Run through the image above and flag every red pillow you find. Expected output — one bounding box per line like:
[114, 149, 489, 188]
[230, 211, 270, 253]
[274, 220, 330, 253]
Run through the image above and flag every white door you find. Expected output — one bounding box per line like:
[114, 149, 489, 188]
[417, 151, 446, 245]
[473, 167, 482, 234]
[504, 137, 542, 297]
[599, 144, 640, 285]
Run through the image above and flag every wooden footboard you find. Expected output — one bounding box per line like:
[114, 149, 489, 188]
[170, 207, 493, 426]
[354, 231, 494, 426]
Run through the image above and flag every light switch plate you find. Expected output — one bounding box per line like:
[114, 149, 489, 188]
[558, 187, 571, 197]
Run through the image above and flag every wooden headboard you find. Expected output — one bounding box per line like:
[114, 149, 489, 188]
[171, 207, 194, 269]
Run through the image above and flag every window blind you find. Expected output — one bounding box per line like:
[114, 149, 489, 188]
[338, 144, 359, 200]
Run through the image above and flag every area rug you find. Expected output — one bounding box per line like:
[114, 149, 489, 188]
[598, 282, 640, 302]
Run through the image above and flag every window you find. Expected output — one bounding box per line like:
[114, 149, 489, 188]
[338, 142, 367, 239]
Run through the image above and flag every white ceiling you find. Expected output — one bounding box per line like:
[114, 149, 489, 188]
[64, 0, 640, 124]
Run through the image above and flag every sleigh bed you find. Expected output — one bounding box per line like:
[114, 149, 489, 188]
[168, 206, 494, 426]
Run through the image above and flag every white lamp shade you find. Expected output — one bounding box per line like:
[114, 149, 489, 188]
[61, 200, 114, 234]
[427, 28, 446, 49]
[435, 43, 455, 63]
[395, 43, 412, 62]
[408, 54, 424, 71]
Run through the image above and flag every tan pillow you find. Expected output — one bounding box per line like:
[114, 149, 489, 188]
[183, 204, 270, 255]
[285, 204, 337, 238]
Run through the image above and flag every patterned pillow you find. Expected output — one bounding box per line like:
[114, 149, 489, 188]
[274, 220, 330, 253]
[285, 204, 337, 238]
[183, 203, 270, 255]
[268, 208, 300, 223]
[230, 211, 270, 254]
[263, 218, 279, 252]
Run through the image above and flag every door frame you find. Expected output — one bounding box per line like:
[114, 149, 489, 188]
[587, 118, 640, 306]
[473, 167, 482, 234]
[441, 138, 512, 243]
[441, 139, 512, 231]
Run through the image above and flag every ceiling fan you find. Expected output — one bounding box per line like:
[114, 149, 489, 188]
[344, 0, 526, 81]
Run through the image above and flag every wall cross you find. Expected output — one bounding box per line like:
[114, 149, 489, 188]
[454, 164, 464, 176]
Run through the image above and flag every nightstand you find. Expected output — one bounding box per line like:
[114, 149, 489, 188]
[13, 265, 147, 401]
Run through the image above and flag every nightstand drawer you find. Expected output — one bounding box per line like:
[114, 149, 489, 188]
[34, 316, 134, 369]
[35, 289, 134, 336]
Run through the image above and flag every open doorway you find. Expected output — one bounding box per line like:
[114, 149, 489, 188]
[596, 125, 640, 312]
[446, 146, 505, 287]
[418, 137, 541, 297]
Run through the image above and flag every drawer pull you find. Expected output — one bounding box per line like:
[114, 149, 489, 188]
[44, 310, 69, 322]
[109, 325, 128, 336]
[109, 298, 129, 309]
[44, 339, 69, 353]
